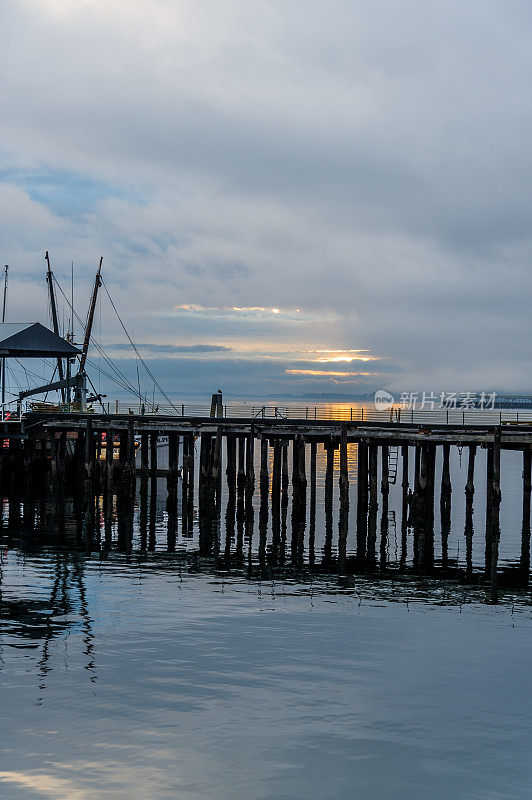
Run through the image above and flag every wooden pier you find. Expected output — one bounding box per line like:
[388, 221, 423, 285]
[4, 409, 532, 601]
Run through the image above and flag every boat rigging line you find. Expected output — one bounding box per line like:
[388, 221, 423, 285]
[52, 270, 177, 410]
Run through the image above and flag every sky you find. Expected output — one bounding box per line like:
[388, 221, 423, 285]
[2, 0, 532, 403]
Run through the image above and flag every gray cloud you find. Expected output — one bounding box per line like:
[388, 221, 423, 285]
[0, 0, 531, 398]
[108, 343, 232, 354]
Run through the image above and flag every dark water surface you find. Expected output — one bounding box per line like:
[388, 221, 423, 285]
[1, 435, 532, 799]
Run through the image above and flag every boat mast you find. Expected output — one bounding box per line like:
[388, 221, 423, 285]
[45, 251, 66, 404]
[74, 257, 103, 408]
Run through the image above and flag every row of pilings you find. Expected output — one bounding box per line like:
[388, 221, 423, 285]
[3, 421, 531, 601]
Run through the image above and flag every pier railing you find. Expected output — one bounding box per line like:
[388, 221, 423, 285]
[107, 401, 532, 426]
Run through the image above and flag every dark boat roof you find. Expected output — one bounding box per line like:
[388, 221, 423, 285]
[0, 322, 80, 358]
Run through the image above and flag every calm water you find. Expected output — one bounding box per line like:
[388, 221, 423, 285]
[1, 427, 532, 799]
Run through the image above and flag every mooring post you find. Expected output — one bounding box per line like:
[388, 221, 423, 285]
[520, 447, 531, 587]
[440, 443, 452, 569]
[338, 426, 349, 573]
[490, 427, 502, 602]
[465, 445, 476, 580]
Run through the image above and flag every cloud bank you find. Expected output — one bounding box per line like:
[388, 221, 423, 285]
[1, 0, 531, 399]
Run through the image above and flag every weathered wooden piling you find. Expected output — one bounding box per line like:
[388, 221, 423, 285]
[520, 447, 531, 587]
[440, 444, 452, 569]
[148, 432, 158, 551]
[400, 444, 409, 570]
[309, 441, 317, 568]
[356, 441, 368, 563]
[338, 426, 349, 573]
[244, 433, 255, 536]
[82, 419, 95, 548]
[490, 428, 502, 602]
[226, 434, 237, 502]
[166, 432, 179, 550]
[138, 431, 148, 546]
[379, 444, 389, 569]
[485, 445, 494, 578]
[291, 436, 306, 567]
[464, 445, 476, 580]
[199, 432, 213, 553]
[323, 442, 334, 566]
[367, 443, 378, 566]
[237, 437, 246, 501]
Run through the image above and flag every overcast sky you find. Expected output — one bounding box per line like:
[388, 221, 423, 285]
[2, 0, 532, 402]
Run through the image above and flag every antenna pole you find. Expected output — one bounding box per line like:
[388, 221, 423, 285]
[45, 251, 66, 403]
